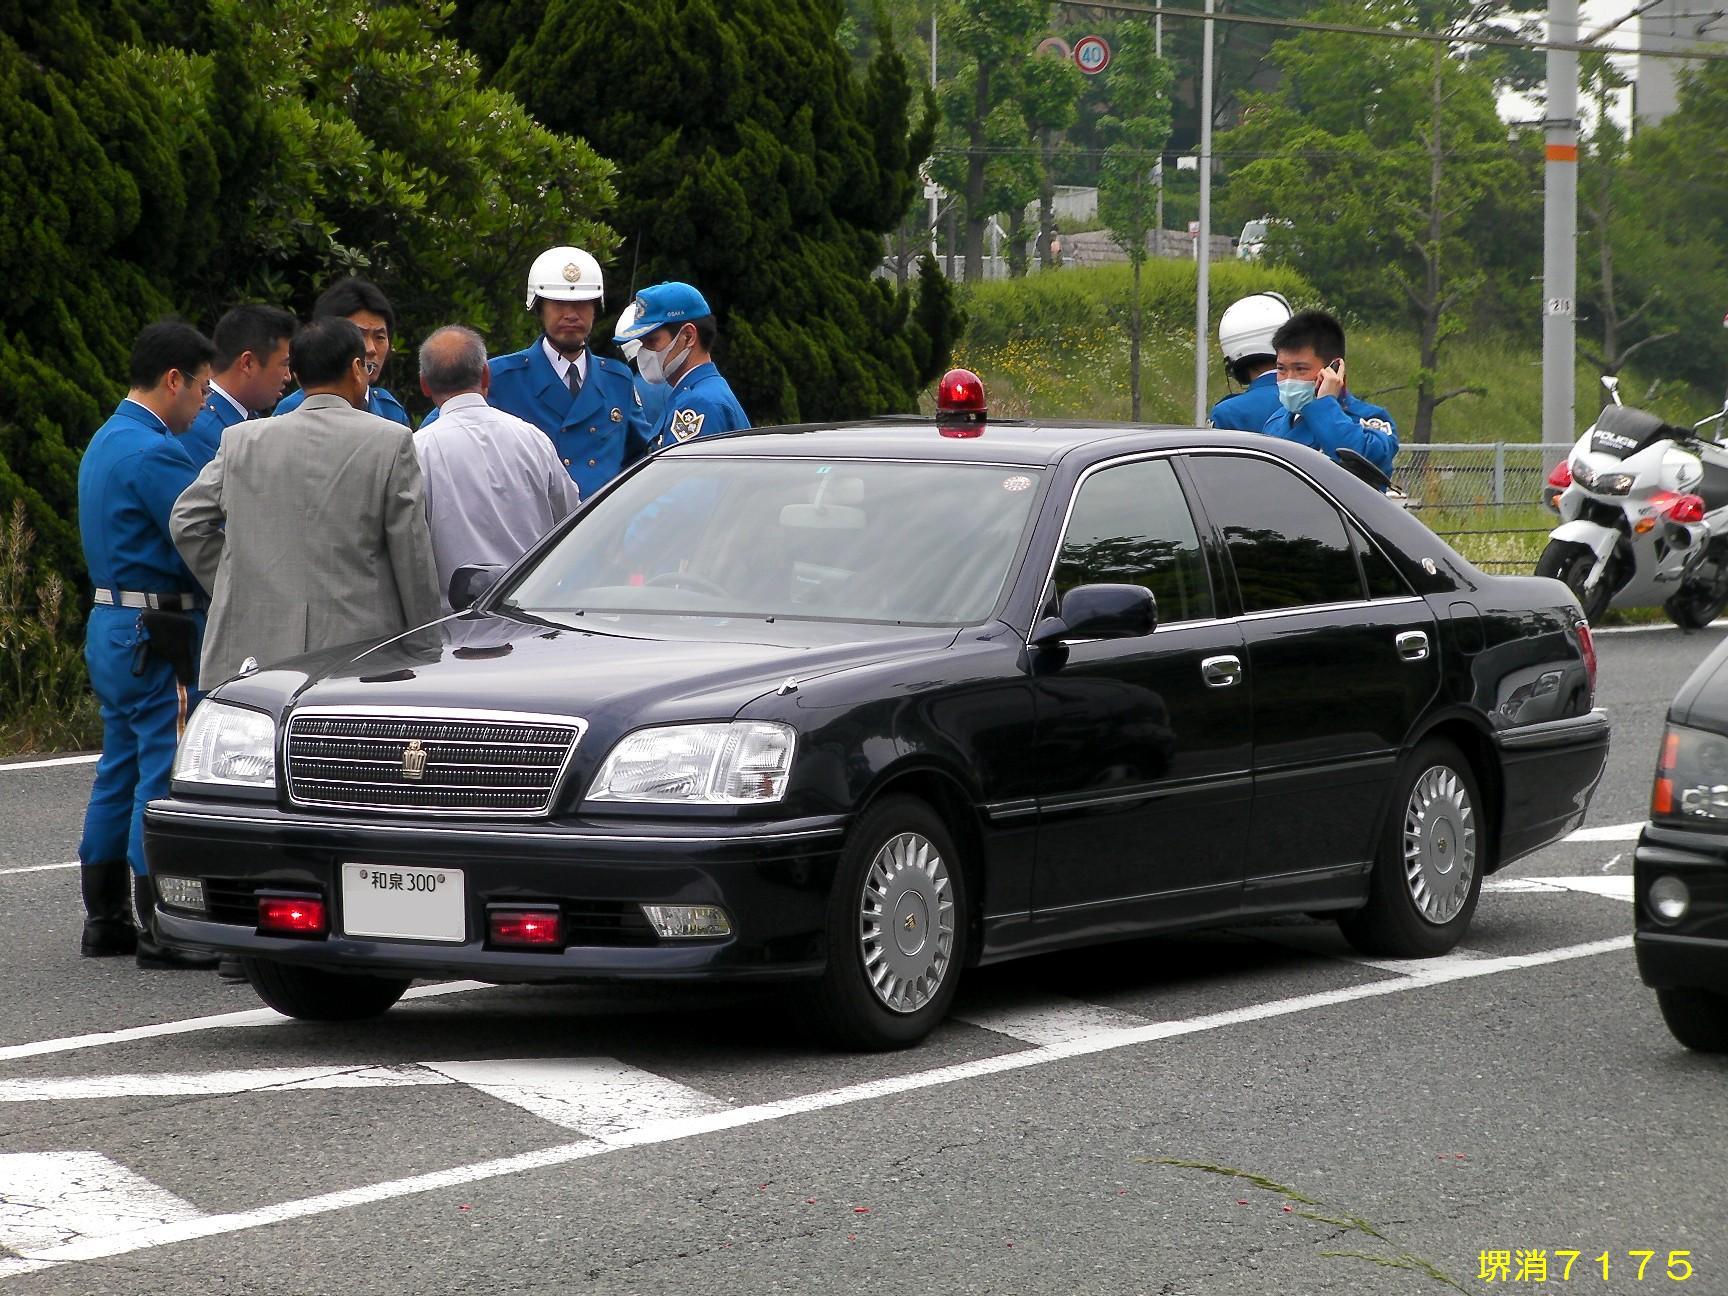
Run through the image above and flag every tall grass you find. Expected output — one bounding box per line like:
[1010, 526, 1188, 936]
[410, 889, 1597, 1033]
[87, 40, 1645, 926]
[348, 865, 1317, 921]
[0, 500, 100, 754]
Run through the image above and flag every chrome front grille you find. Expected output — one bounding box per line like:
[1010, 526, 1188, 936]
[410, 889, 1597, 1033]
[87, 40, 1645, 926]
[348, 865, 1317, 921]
[285, 709, 584, 815]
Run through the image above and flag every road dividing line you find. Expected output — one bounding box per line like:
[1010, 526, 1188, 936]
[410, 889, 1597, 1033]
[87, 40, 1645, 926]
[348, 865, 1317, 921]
[1562, 822, 1642, 843]
[422, 1059, 731, 1142]
[0, 932, 1632, 1281]
[0, 1152, 201, 1254]
[0, 755, 98, 772]
[0, 862, 77, 878]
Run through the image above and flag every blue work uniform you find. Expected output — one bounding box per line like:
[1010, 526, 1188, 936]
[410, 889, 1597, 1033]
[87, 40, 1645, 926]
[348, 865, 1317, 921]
[76, 400, 206, 878]
[647, 362, 750, 450]
[275, 384, 410, 427]
[1261, 391, 1399, 478]
[633, 370, 668, 433]
[1209, 371, 1280, 434]
[180, 383, 249, 472]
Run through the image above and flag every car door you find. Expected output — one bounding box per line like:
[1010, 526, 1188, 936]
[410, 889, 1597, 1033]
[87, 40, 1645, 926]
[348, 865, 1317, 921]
[1030, 455, 1252, 933]
[1184, 451, 1440, 911]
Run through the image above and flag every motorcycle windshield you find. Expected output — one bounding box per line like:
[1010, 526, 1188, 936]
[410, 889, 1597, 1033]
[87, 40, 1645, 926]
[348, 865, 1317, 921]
[1590, 404, 1679, 459]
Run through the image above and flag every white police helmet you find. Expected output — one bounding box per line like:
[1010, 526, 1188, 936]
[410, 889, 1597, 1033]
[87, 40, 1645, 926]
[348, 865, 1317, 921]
[525, 246, 604, 310]
[1218, 291, 1293, 364]
[614, 298, 644, 362]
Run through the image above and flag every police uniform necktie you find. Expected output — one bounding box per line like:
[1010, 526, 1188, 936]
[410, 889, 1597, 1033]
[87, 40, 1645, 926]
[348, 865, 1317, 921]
[567, 361, 582, 398]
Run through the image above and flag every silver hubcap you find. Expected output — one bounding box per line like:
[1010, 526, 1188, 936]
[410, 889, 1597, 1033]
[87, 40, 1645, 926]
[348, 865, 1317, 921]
[1404, 765, 1477, 925]
[858, 831, 955, 1014]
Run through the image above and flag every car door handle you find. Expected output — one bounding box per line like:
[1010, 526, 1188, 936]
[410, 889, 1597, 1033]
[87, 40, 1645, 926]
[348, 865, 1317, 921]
[1396, 630, 1430, 662]
[1201, 655, 1242, 687]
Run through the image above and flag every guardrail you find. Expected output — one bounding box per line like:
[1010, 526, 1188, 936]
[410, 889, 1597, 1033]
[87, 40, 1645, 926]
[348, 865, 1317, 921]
[1392, 442, 1572, 573]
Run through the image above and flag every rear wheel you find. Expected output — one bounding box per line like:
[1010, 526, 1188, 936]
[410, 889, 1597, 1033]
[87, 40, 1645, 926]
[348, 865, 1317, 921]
[1536, 539, 1613, 623]
[1663, 559, 1728, 630]
[242, 959, 411, 1021]
[1340, 739, 1485, 958]
[797, 796, 967, 1051]
[1655, 986, 1728, 1052]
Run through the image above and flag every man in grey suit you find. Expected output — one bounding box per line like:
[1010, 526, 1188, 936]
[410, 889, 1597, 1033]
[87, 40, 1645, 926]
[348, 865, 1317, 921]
[172, 317, 441, 689]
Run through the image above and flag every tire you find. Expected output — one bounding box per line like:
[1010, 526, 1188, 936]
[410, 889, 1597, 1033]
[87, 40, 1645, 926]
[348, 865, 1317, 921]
[1536, 539, 1613, 624]
[1340, 739, 1486, 958]
[797, 796, 969, 1051]
[242, 958, 411, 1022]
[1663, 564, 1728, 630]
[1655, 986, 1728, 1052]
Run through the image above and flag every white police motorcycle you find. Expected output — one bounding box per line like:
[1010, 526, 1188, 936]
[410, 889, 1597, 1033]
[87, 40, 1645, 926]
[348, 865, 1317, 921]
[1539, 376, 1728, 627]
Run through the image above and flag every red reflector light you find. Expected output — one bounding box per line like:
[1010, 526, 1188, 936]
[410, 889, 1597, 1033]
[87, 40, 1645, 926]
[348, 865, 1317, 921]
[1653, 729, 1678, 817]
[489, 907, 563, 948]
[1546, 459, 1573, 489]
[935, 367, 987, 421]
[257, 895, 326, 937]
[1576, 618, 1597, 696]
[1665, 493, 1707, 524]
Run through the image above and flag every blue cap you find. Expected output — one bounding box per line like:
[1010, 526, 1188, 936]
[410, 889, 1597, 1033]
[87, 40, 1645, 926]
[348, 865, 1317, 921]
[613, 281, 712, 343]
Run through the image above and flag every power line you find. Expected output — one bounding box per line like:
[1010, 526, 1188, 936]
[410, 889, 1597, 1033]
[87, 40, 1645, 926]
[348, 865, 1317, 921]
[1069, 1, 1728, 62]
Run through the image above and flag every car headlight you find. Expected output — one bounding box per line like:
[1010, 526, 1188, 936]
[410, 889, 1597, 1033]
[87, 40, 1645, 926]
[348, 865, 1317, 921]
[173, 701, 277, 788]
[588, 721, 796, 804]
[1652, 722, 1728, 821]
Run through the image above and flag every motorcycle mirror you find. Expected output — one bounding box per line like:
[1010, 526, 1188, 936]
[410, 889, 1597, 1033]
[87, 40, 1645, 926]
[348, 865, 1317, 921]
[1601, 375, 1621, 405]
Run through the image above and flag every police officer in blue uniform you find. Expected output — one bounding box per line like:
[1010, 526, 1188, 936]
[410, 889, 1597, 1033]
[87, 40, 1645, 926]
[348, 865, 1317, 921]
[274, 278, 410, 426]
[1261, 309, 1399, 479]
[613, 282, 749, 449]
[612, 298, 668, 432]
[180, 304, 296, 471]
[423, 246, 652, 500]
[1210, 292, 1291, 434]
[77, 322, 220, 968]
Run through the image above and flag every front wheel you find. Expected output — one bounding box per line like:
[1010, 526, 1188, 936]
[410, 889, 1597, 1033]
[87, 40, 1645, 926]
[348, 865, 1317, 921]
[796, 796, 968, 1051]
[242, 959, 411, 1021]
[1536, 539, 1613, 623]
[1340, 739, 1486, 958]
[1655, 986, 1728, 1052]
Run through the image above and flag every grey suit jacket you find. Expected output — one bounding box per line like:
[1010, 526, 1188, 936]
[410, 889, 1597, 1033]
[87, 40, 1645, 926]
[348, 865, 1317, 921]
[171, 392, 442, 688]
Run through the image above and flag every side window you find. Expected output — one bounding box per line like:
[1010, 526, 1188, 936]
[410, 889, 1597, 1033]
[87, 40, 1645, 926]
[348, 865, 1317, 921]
[1351, 522, 1411, 599]
[1054, 458, 1213, 623]
[1187, 455, 1364, 613]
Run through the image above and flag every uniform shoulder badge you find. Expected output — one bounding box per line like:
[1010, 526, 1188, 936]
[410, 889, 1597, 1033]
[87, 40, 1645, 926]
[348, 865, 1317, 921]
[671, 409, 706, 442]
[1360, 417, 1393, 433]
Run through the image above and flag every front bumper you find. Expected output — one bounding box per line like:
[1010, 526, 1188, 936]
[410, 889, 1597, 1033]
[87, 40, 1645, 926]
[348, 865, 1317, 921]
[142, 798, 846, 983]
[1633, 821, 1728, 991]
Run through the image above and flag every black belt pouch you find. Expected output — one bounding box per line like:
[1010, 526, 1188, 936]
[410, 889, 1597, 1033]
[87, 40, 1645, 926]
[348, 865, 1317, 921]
[138, 608, 199, 687]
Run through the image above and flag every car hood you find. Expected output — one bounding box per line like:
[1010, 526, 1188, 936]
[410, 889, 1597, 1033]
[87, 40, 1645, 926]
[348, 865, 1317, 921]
[1671, 634, 1728, 733]
[238, 611, 962, 724]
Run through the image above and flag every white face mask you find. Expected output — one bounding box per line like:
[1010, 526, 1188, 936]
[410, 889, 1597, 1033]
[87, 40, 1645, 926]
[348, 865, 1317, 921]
[637, 329, 692, 387]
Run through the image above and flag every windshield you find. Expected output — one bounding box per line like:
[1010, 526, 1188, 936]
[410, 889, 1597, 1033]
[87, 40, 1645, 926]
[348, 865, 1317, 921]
[504, 457, 1044, 626]
[1241, 220, 1268, 241]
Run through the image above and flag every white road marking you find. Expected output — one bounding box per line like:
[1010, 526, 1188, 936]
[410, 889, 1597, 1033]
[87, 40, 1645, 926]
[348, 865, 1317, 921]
[0, 1152, 200, 1254]
[0, 1065, 450, 1104]
[1562, 822, 1642, 843]
[1602, 852, 1625, 874]
[1483, 875, 1636, 902]
[1589, 619, 1728, 635]
[954, 994, 1149, 1046]
[0, 755, 98, 772]
[0, 981, 492, 1065]
[0, 862, 76, 878]
[422, 1059, 730, 1142]
[0, 933, 1632, 1280]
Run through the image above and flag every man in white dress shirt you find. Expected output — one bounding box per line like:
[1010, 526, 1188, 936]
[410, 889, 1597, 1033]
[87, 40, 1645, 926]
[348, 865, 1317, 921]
[413, 326, 584, 610]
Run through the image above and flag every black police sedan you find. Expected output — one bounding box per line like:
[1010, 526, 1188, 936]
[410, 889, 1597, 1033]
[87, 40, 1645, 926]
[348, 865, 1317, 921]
[145, 389, 1609, 1049]
[1637, 636, 1728, 1051]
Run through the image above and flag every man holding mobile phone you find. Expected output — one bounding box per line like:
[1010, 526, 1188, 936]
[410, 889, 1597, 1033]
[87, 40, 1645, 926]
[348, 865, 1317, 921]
[1260, 309, 1398, 477]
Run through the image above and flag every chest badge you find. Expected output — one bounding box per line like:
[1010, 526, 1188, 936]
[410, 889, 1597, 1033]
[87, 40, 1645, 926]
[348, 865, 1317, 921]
[610, 407, 622, 422]
[401, 739, 428, 781]
[671, 409, 706, 442]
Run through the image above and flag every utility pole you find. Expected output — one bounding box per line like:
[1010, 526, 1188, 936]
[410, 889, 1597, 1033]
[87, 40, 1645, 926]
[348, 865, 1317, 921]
[929, 11, 940, 261]
[1193, 0, 1215, 425]
[1543, 0, 1579, 450]
[1154, 10, 1164, 256]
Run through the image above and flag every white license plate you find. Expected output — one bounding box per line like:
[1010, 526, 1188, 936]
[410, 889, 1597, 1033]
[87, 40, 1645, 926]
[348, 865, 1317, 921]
[341, 864, 465, 942]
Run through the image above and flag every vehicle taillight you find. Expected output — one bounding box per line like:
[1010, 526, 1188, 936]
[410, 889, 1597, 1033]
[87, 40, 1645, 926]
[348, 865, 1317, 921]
[258, 894, 327, 937]
[1547, 459, 1573, 488]
[1577, 618, 1597, 699]
[1664, 493, 1707, 524]
[1653, 728, 1679, 817]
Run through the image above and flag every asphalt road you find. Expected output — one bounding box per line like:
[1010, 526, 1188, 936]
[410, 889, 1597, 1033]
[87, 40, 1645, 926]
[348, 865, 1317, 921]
[0, 624, 1722, 1295]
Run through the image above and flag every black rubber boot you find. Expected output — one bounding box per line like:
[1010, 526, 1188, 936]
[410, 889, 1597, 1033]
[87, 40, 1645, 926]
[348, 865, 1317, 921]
[80, 862, 138, 957]
[133, 875, 219, 970]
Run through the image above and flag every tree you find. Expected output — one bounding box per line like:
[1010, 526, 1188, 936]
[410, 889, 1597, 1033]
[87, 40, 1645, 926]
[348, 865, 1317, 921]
[1096, 23, 1174, 420]
[1018, 51, 1085, 272]
[496, 0, 961, 424]
[1220, 1, 1535, 443]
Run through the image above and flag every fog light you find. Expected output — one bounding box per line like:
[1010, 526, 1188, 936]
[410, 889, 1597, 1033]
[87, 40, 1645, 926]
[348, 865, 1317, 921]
[257, 894, 326, 937]
[488, 906, 563, 948]
[1649, 875, 1690, 925]
[641, 904, 732, 939]
[155, 875, 206, 914]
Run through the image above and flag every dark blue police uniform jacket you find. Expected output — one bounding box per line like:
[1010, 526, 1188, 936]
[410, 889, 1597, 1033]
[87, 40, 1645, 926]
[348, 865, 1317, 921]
[1209, 371, 1280, 434]
[647, 362, 750, 450]
[1261, 391, 1399, 477]
[274, 384, 410, 426]
[181, 389, 248, 472]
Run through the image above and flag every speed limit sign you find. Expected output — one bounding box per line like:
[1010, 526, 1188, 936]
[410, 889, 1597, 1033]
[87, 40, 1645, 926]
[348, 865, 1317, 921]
[1074, 35, 1111, 75]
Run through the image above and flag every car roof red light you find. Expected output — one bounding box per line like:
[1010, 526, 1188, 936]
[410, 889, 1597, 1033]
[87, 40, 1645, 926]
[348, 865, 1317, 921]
[935, 368, 987, 422]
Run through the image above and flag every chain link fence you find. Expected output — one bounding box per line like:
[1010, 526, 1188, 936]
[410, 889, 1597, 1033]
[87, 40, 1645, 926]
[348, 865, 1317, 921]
[1392, 442, 1571, 574]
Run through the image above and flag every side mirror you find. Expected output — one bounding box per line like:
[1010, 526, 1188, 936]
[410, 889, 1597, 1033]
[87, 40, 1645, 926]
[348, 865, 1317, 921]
[448, 563, 507, 613]
[1031, 584, 1158, 647]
